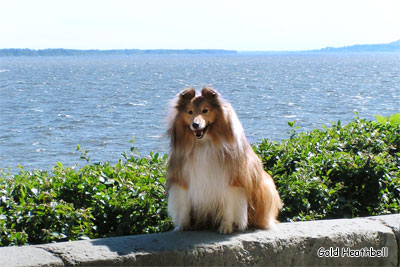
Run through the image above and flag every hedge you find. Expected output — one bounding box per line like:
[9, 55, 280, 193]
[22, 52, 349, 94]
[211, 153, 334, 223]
[0, 145, 173, 246]
[1, 115, 399, 246]
[256, 114, 400, 222]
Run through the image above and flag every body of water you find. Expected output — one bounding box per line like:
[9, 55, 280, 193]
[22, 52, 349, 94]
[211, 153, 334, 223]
[0, 53, 399, 171]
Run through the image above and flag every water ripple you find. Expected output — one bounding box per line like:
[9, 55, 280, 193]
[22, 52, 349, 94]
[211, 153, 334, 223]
[0, 53, 399, 171]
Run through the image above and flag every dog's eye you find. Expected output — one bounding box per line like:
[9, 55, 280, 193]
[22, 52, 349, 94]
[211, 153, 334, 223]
[202, 109, 208, 114]
[188, 110, 193, 115]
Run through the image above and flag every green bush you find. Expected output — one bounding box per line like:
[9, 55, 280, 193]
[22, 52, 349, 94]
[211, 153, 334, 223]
[1, 115, 399, 246]
[255, 114, 400, 222]
[0, 144, 173, 246]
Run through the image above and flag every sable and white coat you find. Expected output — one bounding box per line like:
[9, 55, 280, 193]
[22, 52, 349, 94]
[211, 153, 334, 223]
[166, 87, 282, 234]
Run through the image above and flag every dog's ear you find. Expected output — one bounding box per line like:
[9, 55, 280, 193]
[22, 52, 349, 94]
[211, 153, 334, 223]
[176, 88, 195, 110]
[201, 87, 218, 99]
[179, 88, 196, 100]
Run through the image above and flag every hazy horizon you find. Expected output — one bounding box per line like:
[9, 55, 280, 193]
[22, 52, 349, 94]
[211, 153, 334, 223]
[1, 38, 399, 52]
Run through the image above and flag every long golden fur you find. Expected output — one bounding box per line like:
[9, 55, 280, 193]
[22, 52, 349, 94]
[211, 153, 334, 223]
[166, 87, 282, 234]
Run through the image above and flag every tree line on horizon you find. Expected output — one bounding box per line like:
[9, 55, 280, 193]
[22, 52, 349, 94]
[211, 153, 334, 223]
[1, 40, 399, 56]
[0, 48, 238, 57]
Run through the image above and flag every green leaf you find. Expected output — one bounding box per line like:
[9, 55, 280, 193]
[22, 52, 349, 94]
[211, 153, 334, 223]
[288, 120, 296, 127]
[389, 113, 400, 126]
[375, 114, 387, 125]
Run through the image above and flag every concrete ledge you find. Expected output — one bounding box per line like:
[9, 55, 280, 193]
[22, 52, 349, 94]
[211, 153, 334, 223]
[1, 214, 399, 266]
[0, 246, 63, 267]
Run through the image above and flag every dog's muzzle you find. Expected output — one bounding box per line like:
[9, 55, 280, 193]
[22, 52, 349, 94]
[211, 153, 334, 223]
[193, 124, 209, 139]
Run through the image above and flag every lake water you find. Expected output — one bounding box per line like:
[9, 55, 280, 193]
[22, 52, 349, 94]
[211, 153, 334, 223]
[0, 53, 399, 172]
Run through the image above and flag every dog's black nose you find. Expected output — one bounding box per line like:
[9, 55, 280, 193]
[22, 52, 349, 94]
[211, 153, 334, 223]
[192, 122, 199, 129]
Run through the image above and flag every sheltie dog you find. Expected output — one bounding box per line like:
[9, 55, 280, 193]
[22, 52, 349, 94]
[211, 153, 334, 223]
[166, 87, 282, 234]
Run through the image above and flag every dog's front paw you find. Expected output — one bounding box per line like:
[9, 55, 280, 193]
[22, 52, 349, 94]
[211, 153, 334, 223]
[174, 224, 191, 231]
[218, 223, 233, 234]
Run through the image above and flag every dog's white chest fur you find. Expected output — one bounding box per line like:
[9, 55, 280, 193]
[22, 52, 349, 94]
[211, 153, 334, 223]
[184, 144, 228, 221]
[167, 142, 248, 233]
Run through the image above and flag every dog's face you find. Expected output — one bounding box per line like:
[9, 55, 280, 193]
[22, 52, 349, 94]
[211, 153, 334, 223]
[177, 88, 219, 139]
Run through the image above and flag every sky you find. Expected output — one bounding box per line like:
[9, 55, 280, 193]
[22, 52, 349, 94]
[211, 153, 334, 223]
[1, 0, 399, 51]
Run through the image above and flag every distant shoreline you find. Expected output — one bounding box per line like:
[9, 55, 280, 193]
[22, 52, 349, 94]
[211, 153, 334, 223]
[0, 40, 399, 56]
[0, 49, 238, 57]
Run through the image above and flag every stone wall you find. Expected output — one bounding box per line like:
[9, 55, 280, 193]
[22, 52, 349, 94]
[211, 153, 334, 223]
[1, 214, 399, 266]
